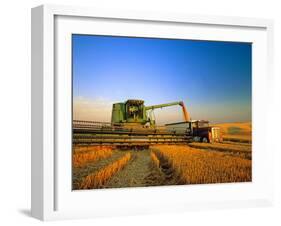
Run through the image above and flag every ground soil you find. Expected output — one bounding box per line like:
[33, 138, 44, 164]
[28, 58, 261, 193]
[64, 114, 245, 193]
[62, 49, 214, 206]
[104, 149, 178, 188]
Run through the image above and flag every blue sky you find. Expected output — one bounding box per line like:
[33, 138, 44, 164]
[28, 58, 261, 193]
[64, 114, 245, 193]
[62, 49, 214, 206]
[72, 34, 252, 124]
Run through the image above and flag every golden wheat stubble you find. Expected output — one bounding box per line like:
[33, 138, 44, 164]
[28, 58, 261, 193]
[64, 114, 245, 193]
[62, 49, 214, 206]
[154, 145, 251, 184]
[73, 146, 113, 168]
[78, 153, 131, 189]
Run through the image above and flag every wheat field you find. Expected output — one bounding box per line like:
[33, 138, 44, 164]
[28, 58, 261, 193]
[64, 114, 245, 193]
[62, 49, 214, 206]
[213, 122, 252, 143]
[78, 153, 131, 189]
[153, 145, 251, 184]
[73, 146, 113, 168]
[72, 122, 252, 189]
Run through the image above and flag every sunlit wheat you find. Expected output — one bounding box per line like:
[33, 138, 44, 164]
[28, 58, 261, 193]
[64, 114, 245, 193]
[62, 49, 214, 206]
[79, 153, 131, 189]
[150, 151, 160, 168]
[153, 145, 251, 184]
[73, 146, 113, 168]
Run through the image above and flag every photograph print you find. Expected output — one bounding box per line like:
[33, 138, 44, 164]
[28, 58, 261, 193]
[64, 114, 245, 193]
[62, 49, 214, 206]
[72, 34, 252, 190]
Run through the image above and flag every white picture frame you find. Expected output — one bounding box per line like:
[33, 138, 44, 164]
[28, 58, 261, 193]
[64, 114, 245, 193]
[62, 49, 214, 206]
[31, 4, 274, 221]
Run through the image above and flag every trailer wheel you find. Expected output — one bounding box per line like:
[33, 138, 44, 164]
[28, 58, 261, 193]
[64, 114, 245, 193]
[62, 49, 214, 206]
[201, 137, 209, 143]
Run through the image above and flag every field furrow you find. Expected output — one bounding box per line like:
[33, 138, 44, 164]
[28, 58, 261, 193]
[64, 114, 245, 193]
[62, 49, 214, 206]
[104, 150, 167, 188]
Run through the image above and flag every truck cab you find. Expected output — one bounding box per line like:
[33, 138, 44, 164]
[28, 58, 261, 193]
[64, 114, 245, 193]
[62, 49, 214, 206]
[165, 120, 222, 143]
[191, 120, 222, 143]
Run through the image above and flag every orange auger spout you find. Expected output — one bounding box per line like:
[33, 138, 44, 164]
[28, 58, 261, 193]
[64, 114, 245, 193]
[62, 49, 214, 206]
[179, 101, 190, 122]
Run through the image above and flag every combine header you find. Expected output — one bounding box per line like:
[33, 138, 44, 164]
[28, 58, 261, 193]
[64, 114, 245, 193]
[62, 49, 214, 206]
[73, 99, 222, 148]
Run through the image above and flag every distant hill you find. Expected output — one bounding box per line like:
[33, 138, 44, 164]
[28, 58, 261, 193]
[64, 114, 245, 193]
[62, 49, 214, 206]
[212, 122, 252, 142]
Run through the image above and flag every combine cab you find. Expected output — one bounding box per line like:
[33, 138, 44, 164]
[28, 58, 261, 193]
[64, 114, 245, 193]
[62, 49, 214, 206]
[73, 99, 222, 148]
[111, 99, 190, 127]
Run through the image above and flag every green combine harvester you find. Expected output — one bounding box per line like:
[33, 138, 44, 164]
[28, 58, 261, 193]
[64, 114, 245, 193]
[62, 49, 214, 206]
[111, 99, 190, 127]
[73, 99, 222, 149]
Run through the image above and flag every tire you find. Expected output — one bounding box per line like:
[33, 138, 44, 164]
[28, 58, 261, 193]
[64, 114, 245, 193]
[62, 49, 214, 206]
[201, 137, 209, 143]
